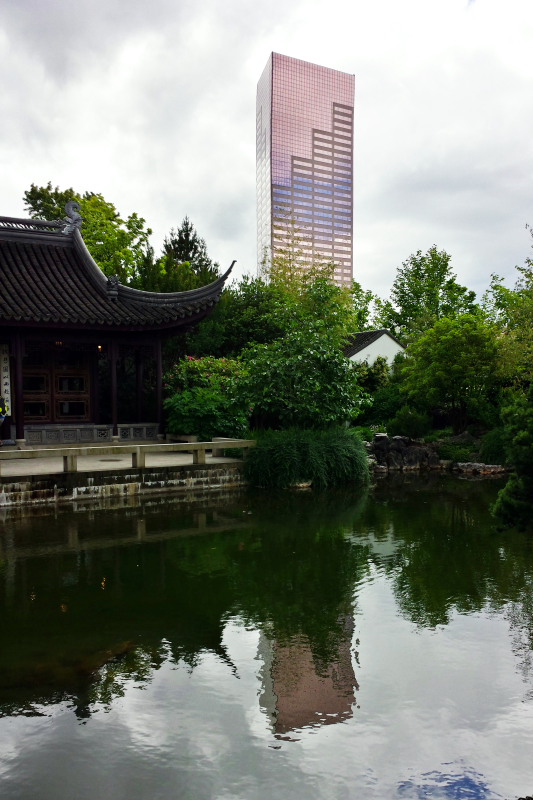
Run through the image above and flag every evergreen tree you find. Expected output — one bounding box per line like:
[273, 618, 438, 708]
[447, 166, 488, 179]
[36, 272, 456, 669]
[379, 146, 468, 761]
[162, 217, 219, 288]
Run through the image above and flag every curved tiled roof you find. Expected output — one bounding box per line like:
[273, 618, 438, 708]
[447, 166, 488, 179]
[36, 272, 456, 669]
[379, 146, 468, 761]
[0, 216, 232, 332]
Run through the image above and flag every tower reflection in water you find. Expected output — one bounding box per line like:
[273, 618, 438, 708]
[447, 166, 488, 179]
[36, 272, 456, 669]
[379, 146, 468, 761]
[258, 617, 358, 738]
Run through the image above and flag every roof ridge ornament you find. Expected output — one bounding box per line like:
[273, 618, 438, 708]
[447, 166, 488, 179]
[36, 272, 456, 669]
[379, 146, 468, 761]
[61, 200, 83, 234]
[107, 274, 120, 300]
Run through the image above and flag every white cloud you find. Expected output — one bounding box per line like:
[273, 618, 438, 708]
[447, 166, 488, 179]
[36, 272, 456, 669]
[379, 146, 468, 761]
[1, 0, 532, 297]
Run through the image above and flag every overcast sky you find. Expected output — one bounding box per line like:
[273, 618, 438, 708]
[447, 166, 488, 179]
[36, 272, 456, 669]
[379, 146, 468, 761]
[1, 0, 532, 299]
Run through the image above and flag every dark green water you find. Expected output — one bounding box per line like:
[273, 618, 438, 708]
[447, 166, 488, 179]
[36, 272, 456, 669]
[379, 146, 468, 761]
[1, 475, 532, 800]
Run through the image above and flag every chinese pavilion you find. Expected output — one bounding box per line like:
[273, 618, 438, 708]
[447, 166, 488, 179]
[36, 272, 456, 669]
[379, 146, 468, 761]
[0, 206, 232, 445]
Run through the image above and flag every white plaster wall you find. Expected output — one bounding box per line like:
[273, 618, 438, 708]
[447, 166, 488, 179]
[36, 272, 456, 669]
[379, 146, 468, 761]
[349, 335, 404, 365]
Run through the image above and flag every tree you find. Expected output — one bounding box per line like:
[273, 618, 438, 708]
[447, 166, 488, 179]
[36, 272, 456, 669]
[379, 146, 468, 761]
[482, 225, 533, 387]
[163, 356, 248, 441]
[492, 383, 533, 531]
[350, 280, 377, 331]
[375, 246, 478, 340]
[238, 326, 368, 429]
[186, 263, 364, 358]
[77, 194, 153, 283]
[23, 181, 78, 220]
[161, 217, 219, 290]
[401, 314, 499, 432]
[23, 183, 152, 284]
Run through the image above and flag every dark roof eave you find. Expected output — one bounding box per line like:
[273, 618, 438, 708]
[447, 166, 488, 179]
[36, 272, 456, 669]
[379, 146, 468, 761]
[0, 309, 214, 334]
[115, 261, 236, 305]
[72, 229, 235, 307]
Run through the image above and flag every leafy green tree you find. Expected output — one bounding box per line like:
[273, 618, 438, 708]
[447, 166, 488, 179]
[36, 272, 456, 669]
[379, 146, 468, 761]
[23, 183, 152, 284]
[493, 383, 533, 531]
[190, 275, 297, 357]
[483, 225, 533, 386]
[78, 194, 153, 283]
[401, 314, 499, 432]
[375, 246, 478, 340]
[163, 356, 248, 441]
[238, 326, 368, 429]
[186, 264, 364, 358]
[351, 280, 377, 331]
[23, 181, 78, 220]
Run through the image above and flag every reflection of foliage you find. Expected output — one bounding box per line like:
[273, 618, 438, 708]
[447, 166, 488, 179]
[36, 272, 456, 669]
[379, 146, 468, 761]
[507, 576, 533, 697]
[493, 383, 533, 531]
[81, 644, 166, 716]
[229, 490, 370, 671]
[2, 477, 533, 717]
[357, 476, 533, 628]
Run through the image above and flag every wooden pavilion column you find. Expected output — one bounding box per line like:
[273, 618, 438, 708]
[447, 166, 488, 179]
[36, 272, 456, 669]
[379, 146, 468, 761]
[135, 348, 144, 422]
[155, 338, 164, 439]
[13, 332, 25, 444]
[109, 340, 119, 439]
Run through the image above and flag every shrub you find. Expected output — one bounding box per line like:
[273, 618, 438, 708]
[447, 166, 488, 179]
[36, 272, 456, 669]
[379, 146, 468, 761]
[387, 406, 431, 439]
[164, 356, 246, 395]
[164, 384, 248, 442]
[163, 356, 249, 441]
[479, 428, 507, 465]
[493, 385, 533, 530]
[239, 328, 368, 430]
[423, 427, 454, 443]
[436, 442, 477, 462]
[244, 428, 370, 490]
[351, 424, 386, 442]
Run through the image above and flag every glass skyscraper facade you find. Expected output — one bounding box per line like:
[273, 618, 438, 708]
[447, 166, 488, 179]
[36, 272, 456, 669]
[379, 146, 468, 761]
[256, 53, 355, 286]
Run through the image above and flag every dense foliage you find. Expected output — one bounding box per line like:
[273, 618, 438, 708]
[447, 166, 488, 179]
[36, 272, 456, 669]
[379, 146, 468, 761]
[24, 183, 153, 283]
[23, 184, 218, 291]
[163, 357, 248, 442]
[239, 327, 368, 429]
[22, 183, 533, 522]
[401, 314, 499, 432]
[492, 384, 533, 531]
[374, 246, 478, 340]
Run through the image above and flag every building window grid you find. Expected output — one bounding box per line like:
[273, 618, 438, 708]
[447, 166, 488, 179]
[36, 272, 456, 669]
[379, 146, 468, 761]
[258, 54, 354, 283]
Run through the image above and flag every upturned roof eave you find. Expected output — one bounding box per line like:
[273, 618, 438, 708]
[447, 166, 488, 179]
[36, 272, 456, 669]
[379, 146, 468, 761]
[73, 229, 234, 306]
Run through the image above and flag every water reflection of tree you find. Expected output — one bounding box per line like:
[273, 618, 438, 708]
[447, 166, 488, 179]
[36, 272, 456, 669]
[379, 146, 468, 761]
[2, 478, 533, 717]
[356, 476, 533, 631]
[228, 490, 370, 672]
[0, 490, 369, 717]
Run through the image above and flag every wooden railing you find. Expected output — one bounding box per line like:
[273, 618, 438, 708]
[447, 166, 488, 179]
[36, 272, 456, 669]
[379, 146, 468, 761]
[0, 439, 255, 476]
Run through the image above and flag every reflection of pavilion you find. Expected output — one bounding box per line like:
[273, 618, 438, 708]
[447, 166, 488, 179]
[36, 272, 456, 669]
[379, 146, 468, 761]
[258, 615, 357, 737]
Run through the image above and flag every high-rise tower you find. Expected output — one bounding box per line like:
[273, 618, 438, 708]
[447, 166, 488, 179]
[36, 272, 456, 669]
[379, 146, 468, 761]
[256, 53, 355, 286]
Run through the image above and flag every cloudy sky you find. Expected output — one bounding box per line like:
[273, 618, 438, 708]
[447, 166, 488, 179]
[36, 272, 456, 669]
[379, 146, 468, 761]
[1, 0, 532, 299]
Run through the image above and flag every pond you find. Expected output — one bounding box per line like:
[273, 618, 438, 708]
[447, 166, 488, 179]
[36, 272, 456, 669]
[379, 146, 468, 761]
[0, 475, 532, 800]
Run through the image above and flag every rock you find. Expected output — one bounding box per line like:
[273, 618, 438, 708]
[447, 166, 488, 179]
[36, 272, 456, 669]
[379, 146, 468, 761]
[370, 435, 440, 473]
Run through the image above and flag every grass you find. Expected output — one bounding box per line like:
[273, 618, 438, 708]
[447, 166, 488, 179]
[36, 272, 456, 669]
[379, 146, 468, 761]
[244, 428, 370, 490]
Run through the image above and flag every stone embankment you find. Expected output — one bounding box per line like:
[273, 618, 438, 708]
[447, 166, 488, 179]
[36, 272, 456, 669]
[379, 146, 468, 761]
[368, 433, 506, 476]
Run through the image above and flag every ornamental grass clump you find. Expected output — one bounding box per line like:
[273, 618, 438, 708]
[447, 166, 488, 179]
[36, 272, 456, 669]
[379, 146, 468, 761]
[244, 428, 369, 490]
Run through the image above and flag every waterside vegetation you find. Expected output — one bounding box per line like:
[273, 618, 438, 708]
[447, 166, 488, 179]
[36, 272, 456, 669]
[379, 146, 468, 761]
[23, 184, 533, 530]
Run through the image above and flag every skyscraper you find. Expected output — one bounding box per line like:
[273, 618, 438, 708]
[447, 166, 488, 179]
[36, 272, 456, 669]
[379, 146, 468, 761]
[256, 53, 355, 286]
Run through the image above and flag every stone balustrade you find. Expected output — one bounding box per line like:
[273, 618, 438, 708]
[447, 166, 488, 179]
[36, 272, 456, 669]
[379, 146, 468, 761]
[0, 439, 255, 476]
